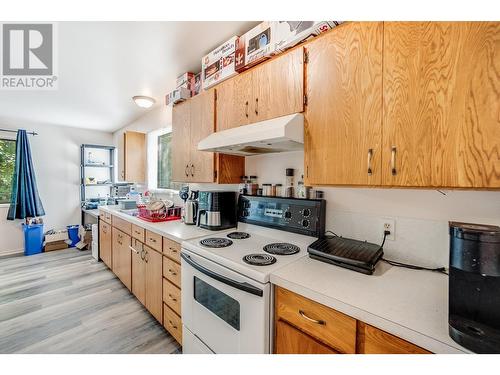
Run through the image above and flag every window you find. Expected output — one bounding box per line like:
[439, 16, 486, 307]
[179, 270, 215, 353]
[0, 139, 16, 204]
[157, 132, 173, 189]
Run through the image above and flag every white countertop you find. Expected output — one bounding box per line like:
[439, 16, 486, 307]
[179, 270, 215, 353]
[98, 205, 215, 242]
[270, 257, 470, 354]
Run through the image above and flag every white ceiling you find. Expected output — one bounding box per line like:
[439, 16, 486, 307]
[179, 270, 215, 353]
[0, 21, 258, 132]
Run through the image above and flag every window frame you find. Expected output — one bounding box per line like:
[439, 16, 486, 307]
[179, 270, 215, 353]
[0, 137, 16, 206]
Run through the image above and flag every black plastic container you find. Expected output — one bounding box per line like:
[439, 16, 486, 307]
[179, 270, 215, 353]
[448, 221, 500, 353]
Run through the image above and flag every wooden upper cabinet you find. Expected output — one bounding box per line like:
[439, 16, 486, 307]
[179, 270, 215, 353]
[172, 90, 244, 183]
[252, 47, 304, 123]
[121, 131, 146, 183]
[171, 100, 191, 182]
[304, 22, 383, 186]
[216, 73, 253, 131]
[383, 22, 500, 188]
[216, 47, 305, 130]
[189, 90, 216, 182]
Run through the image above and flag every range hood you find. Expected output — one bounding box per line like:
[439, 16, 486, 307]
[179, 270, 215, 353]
[198, 113, 304, 156]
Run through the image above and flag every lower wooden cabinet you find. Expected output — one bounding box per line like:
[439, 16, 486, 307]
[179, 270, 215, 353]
[356, 322, 431, 354]
[164, 303, 182, 345]
[99, 220, 112, 269]
[144, 247, 163, 322]
[112, 228, 131, 290]
[131, 239, 146, 305]
[275, 320, 339, 354]
[274, 286, 432, 354]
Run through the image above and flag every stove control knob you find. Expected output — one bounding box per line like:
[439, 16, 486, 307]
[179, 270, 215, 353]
[301, 219, 310, 228]
[244, 200, 251, 208]
[242, 209, 250, 217]
[302, 208, 311, 217]
[284, 211, 292, 219]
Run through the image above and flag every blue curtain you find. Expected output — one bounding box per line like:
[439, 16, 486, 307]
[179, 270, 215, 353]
[7, 130, 45, 220]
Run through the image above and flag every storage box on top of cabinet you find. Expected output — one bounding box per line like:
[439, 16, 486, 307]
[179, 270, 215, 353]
[235, 21, 341, 72]
[202, 36, 239, 90]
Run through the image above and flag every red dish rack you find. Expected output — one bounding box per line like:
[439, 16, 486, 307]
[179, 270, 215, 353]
[137, 204, 182, 222]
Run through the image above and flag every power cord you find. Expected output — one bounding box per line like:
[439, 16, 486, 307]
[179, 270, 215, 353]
[379, 230, 448, 275]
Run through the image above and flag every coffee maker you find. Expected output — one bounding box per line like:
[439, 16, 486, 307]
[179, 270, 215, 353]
[448, 221, 500, 353]
[196, 191, 237, 230]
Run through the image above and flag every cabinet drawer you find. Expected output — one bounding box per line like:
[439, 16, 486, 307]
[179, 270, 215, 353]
[163, 237, 181, 263]
[163, 257, 181, 287]
[357, 322, 431, 354]
[99, 210, 112, 224]
[275, 287, 356, 353]
[112, 215, 131, 235]
[163, 278, 181, 316]
[163, 303, 182, 345]
[145, 230, 162, 252]
[131, 224, 145, 242]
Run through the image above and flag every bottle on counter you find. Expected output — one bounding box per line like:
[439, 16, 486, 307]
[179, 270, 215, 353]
[275, 183, 283, 197]
[285, 168, 295, 198]
[239, 176, 248, 195]
[262, 184, 272, 196]
[297, 175, 306, 198]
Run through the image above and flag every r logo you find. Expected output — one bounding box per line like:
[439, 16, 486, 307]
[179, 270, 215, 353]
[2, 24, 53, 76]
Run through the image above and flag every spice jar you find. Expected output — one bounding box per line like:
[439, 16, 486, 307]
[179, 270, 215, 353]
[262, 184, 272, 196]
[275, 184, 283, 197]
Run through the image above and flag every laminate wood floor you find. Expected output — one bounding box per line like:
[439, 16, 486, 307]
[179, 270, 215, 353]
[0, 249, 181, 354]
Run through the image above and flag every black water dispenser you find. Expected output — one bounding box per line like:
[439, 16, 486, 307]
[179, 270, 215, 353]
[448, 221, 500, 353]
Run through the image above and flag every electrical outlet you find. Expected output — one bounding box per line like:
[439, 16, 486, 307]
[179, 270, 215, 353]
[381, 218, 395, 241]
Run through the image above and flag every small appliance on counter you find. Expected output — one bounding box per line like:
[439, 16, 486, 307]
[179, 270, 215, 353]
[307, 236, 383, 275]
[183, 191, 199, 225]
[448, 221, 500, 353]
[196, 191, 237, 230]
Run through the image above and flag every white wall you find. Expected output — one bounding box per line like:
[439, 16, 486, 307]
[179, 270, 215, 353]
[246, 151, 500, 268]
[0, 123, 112, 256]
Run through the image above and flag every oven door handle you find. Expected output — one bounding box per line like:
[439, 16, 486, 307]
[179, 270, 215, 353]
[181, 252, 264, 297]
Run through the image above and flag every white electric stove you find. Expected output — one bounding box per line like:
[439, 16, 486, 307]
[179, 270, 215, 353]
[181, 195, 326, 354]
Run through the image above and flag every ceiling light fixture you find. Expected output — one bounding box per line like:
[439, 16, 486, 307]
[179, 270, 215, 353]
[132, 95, 156, 109]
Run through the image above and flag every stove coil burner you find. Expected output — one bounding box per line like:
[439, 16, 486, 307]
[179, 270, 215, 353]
[227, 232, 251, 240]
[243, 253, 277, 266]
[263, 243, 300, 255]
[200, 238, 233, 248]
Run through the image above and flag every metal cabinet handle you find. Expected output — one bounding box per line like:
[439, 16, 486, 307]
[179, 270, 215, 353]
[129, 245, 138, 254]
[144, 251, 149, 263]
[169, 247, 177, 253]
[168, 320, 177, 329]
[185, 164, 189, 177]
[117, 240, 123, 246]
[298, 310, 326, 325]
[149, 237, 156, 243]
[255, 98, 259, 115]
[367, 148, 373, 176]
[168, 294, 177, 302]
[245, 101, 249, 118]
[140, 249, 145, 260]
[168, 269, 177, 276]
[391, 146, 397, 176]
[191, 164, 195, 177]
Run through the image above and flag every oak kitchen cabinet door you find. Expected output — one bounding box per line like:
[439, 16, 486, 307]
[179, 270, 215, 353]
[119, 131, 146, 183]
[383, 22, 500, 188]
[171, 100, 191, 182]
[189, 90, 216, 182]
[131, 239, 146, 305]
[145, 246, 163, 323]
[112, 228, 132, 290]
[252, 47, 304, 123]
[304, 22, 383, 186]
[99, 220, 112, 269]
[215, 72, 253, 131]
[275, 320, 339, 354]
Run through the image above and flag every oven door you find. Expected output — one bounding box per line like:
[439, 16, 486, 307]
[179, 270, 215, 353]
[181, 249, 271, 354]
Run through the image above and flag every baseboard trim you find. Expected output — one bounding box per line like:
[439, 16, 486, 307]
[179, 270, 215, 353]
[0, 248, 24, 259]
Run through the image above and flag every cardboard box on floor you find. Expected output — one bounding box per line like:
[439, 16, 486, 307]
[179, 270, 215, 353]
[44, 229, 69, 252]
